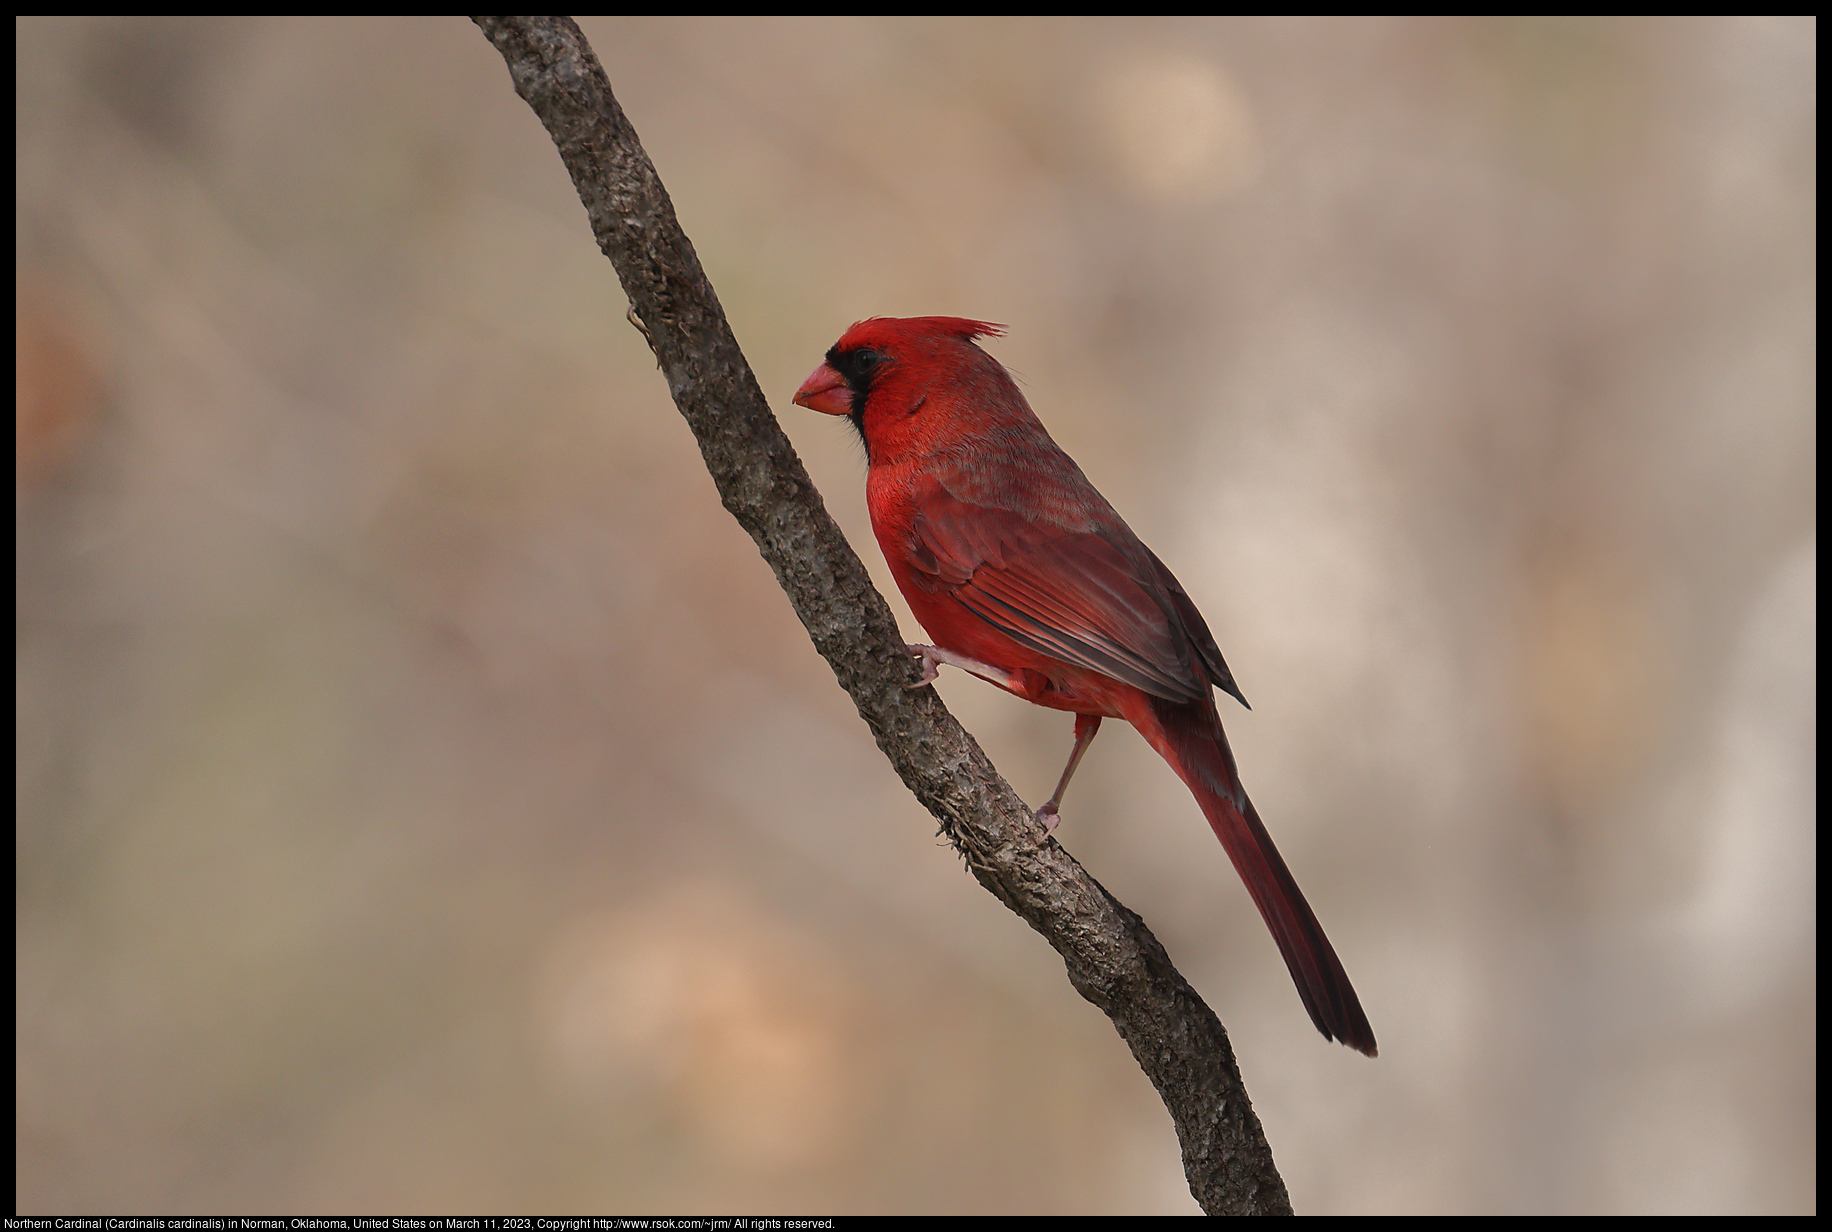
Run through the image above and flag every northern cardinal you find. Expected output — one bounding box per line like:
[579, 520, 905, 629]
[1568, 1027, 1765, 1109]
[795, 316, 1375, 1055]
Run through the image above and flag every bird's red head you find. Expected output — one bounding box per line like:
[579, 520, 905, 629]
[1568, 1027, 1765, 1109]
[793, 317, 1013, 461]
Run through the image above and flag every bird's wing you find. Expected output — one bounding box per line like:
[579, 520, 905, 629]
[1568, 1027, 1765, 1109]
[904, 488, 1208, 704]
[1142, 544, 1249, 709]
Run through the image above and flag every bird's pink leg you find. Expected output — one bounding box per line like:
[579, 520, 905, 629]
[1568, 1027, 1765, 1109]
[1035, 713, 1102, 834]
[905, 643, 1026, 691]
[904, 645, 1096, 837]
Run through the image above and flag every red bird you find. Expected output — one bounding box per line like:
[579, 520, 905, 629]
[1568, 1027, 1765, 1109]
[795, 316, 1376, 1055]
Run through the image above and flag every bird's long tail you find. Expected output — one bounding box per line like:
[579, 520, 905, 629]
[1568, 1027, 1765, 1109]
[1133, 695, 1377, 1056]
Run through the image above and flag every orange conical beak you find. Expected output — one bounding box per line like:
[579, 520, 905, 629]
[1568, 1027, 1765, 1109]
[793, 363, 853, 416]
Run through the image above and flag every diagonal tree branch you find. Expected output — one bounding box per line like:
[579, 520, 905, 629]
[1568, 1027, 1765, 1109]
[472, 16, 1294, 1215]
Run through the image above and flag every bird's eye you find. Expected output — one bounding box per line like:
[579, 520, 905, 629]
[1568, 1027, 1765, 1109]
[835, 346, 889, 390]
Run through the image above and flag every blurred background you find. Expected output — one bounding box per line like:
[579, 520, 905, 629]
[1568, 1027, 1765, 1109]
[16, 16, 1814, 1215]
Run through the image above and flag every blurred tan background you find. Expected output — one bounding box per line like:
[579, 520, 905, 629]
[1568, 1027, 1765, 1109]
[16, 16, 1815, 1215]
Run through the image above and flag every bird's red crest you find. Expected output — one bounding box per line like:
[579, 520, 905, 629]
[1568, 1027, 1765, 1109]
[834, 316, 1006, 351]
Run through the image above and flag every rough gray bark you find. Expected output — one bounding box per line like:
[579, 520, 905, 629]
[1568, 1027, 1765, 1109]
[472, 16, 1294, 1215]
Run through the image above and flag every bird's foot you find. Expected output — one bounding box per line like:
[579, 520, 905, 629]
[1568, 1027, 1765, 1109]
[905, 643, 943, 688]
[904, 643, 1026, 692]
[1033, 804, 1062, 836]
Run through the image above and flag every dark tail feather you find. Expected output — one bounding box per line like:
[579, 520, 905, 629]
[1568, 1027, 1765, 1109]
[1145, 697, 1377, 1056]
